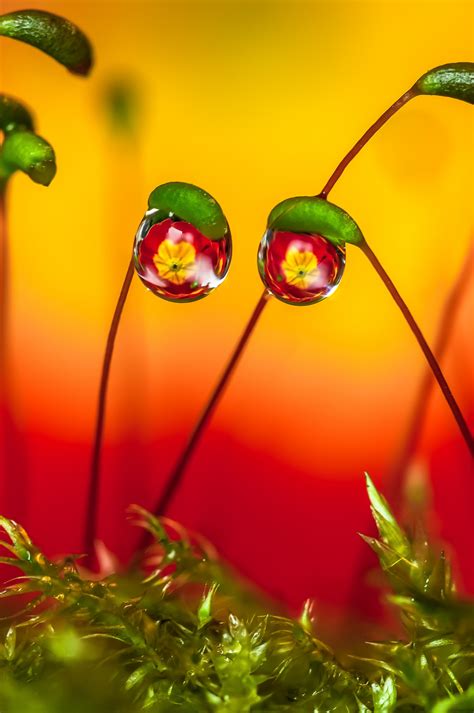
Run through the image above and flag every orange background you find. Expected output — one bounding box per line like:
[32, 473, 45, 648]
[1, 0, 473, 618]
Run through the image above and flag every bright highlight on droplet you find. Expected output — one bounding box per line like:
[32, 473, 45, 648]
[134, 211, 232, 302]
[258, 229, 346, 305]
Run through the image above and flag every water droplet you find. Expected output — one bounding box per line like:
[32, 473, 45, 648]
[134, 210, 232, 302]
[258, 229, 345, 305]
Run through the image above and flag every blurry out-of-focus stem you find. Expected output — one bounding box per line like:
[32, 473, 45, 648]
[387, 242, 473, 504]
[0, 185, 9, 473]
[0, 179, 29, 524]
[361, 240, 473, 456]
[85, 257, 135, 560]
[0, 185, 8, 381]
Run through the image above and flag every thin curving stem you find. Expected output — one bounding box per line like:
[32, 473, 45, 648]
[387, 241, 473, 504]
[319, 87, 418, 199]
[345, 244, 472, 629]
[0, 185, 28, 523]
[318, 80, 472, 455]
[361, 239, 473, 456]
[0, 186, 9, 388]
[85, 256, 135, 558]
[148, 290, 271, 522]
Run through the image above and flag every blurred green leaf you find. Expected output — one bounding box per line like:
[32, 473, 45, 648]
[0, 94, 34, 133]
[431, 686, 474, 712]
[102, 77, 140, 137]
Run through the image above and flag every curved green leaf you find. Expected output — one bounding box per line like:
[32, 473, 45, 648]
[147, 182, 229, 240]
[432, 686, 474, 713]
[0, 9, 93, 75]
[267, 196, 364, 247]
[416, 62, 474, 104]
[0, 94, 34, 133]
[1, 130, 56, 186]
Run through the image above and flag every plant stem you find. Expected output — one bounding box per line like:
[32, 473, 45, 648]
[0, 185, 8, 383]
[0, 183, 9, 370]
[150, 289, 271, 520]
[0, 185, 8, 506]
[345, 246, 472, 630]
[0, 183, 30, 524]
[387, 242, 473, 505]
[319, 87, 418, 199]
[361, 239, 473, 456]
[85, 257, 135, 558]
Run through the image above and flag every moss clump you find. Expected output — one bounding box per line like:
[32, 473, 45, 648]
[0, 478, 472, 712]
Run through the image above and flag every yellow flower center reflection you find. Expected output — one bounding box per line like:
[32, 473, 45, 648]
[153, 239, 196, 285]
[281, 246, 318, 289]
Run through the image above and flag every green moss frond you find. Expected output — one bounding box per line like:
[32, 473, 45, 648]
[0, 477, 472, 711]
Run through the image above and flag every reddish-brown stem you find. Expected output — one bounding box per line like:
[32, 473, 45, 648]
[0, 186, 29, 523]
[346, 245, 472, 630]
[387, 242, 473, 504]
[319, 87, 418, 199]
[0, 186, 8, 507]
[148, 290, 271, 524]
[0, 187, 8, 387]
[361, 240, 473, 456]
[85, 257, 135, 558]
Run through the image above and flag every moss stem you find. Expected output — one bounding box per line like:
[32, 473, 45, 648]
[319, 88, 417, 198]
[149, 290, 271, 521]
[0, 185, 8, 382]
[0, 185, 9, 507]
[86, 257, 134, 558]
[387, 242, 473, 504]
[361, 239, 473, 456]
[0, 183, 30, 524]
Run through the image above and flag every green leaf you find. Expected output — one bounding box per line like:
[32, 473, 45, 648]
[197, 583, 218, 629]
[0, 9, 93, 75]
[4, 627, 16, 661]
[0, 130, 56, 186]
[416, 62, 474, 104]
[372, 676, 397, 712]
[147, 182, 229, 240]
[364, 473, 411, 559]
[0, 515, 36, 561]
[267, 195, 364, 247]
[431, 686, 474, 712]
[299, 599, 315, 634]
[0, 94, 34, 133]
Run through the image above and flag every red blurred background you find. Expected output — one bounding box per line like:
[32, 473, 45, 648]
[0, 0, 473, 631]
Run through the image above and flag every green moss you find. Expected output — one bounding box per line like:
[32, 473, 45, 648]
[0, 483, 471, 711]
